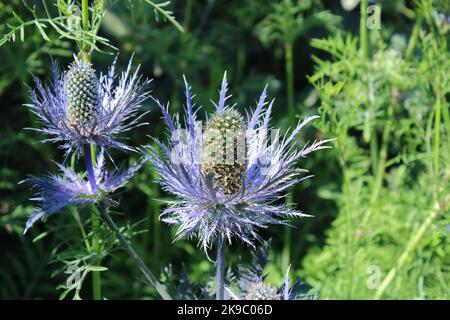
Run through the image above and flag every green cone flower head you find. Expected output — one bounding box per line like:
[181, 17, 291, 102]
[65, 60, 99, 131]
[202, 108, 246, 195]
[27, 56, 151, 156]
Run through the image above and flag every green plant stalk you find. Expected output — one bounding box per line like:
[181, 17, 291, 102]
[429, 31, 443, 179]
[80, 1, 102, 300]
[81, 0, 90, 63]
[333, 116, 356, 298]
[284, 40, 295, 261]
[343, 169, 354, 299]
[84, 144, 102, 300]
[182, 0, 193, 31]
[70, 143, 95, 292]
[442, 98, 450, 162]
[433, 78, 441, 178]
[91, 206, 102, 300]
[334, 130, 355, 299]
[374, 195, 449, 299]
[285, 42, 295, 117]
[96, 204, 173, 300]
[84, 145, 172, 300]
[428, 7, 450, 171]
[369, 128, 379, 175]
[361, 100, 395, 225]
[359, 0, 369, 60]
[70, 207, 92, 253]
[405, 11, 423, 61]
[361, 0, 378, 178]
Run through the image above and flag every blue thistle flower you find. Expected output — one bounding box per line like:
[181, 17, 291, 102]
[21, 56, 173, 300]
[25, 56, 150, 156]
[22, 152, 142, 233]
[144, 72, 330, 250]
[227, 241, 317, 300]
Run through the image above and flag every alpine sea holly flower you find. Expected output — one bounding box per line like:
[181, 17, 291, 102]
[25, 56, 150, 157]
[22, 55, 172, 300]
[144, 72, 330, 250]
[22, 152, 143, 233]
[226, 241, 317, 300]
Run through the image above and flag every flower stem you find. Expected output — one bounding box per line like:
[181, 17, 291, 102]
[361, 98, 396, 225]
[83, 145, 171, 300]
[216, 234, 225, 300]
[84, 144, 102, 300]
[405, 10, 423, 61]
[81, 0, 90, 63]
[96, 204, 172, 300]
[285, 41, 295, 118]
[359, 0, 369, 60]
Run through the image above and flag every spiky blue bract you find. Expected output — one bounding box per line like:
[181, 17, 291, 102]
[22, 152, 143, 233]
[144, 72, 330, 250]
[25, 56, 150, 157]
[227, 241, 317, 300]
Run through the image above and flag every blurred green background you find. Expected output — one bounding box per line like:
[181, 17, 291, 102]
[0, 0, 448, 299]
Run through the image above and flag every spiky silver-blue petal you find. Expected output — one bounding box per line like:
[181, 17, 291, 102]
[22, 152, 142, 233]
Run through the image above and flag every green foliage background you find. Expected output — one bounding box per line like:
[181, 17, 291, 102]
[0, 0, 448, 299]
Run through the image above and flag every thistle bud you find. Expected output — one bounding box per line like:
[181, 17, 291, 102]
[65, 61, 99, 129]
[202, 109, 246, 195]
[245, 282, 280, 300]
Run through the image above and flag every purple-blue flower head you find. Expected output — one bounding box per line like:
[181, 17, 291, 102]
[22, 152, 143, 233]
[230, 262, 316, 301]
[227, 241, 317, 300]
[144, 72, 330, 250]
[25, 56, 150, 156]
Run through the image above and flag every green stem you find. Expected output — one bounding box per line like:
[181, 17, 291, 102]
[97, 204, 172, 300]
[84, 145, 171, 300]
[334, 124, 355, 299]
[405, 11, 423, 61]
[70, 207, 91, 252]
[81, 0, 90, 63]
[433, 79, 441, 178]
[343, 169, 354, 299]
[182, 0, 193, 32]
[285, 42, 295, 118]
[370, 128, 379, 174]
[81, 0, 98, 295]
[426, 4, 450, 176]
[359, 0, 369, 60]
[84, 144, 102, 300]
[429, 30, 442, 179]
[362, 99, 395, 225]
[91, 210, 102, 300]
